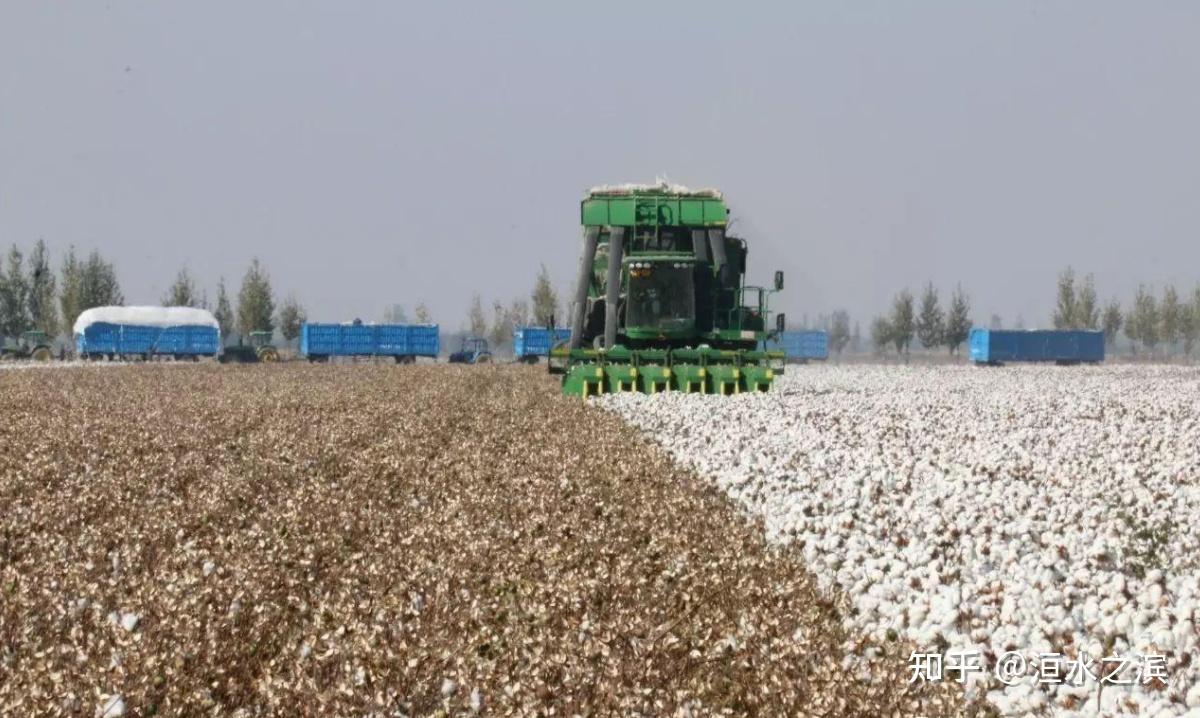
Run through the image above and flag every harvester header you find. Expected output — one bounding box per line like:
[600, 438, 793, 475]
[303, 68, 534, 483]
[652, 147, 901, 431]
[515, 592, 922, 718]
[551, 182, 785, 396]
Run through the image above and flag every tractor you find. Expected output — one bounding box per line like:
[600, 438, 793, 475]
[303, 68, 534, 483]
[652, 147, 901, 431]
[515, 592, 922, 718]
[448, 336, 492, 364]
[218, 330, 280, 363]
[551, 182, 785, 396]
[1, 330, 55, 362]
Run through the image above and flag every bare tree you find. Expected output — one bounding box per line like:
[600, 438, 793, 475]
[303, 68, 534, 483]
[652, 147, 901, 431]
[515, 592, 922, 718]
[467, 294, 487, 336]
[488, 300, 513, 348]
[414, 302, 432, 324]
[508, 297, 530, 329]
[382, 304, 408, 324]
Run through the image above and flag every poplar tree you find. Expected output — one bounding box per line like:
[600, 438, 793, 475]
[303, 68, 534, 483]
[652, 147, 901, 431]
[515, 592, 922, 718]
[915, 283, 944, 350]
[27, 240, 58, 337]
[943, 285, 972, 355]
[0, 246, 31, 338]
[213, 278, 235, 338]
[237, 258, 275, 336]
[163, 267, 201, 307]
[531, 264, 558, 327]
[889, 289, 915, 354]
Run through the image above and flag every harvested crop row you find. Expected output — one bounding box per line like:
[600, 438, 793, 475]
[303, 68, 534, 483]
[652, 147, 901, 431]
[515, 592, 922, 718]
[0, 364, 971, 716]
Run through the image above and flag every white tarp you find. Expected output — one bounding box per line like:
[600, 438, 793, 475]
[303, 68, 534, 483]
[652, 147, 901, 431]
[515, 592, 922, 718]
[73, 306, 220, 335]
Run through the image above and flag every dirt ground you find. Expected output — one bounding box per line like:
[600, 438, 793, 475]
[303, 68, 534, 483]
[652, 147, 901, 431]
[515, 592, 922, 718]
[0, 364, 977, 716]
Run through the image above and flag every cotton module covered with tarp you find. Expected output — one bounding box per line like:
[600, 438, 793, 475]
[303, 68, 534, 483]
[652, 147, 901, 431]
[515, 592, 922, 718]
[74, 306, 222, 358]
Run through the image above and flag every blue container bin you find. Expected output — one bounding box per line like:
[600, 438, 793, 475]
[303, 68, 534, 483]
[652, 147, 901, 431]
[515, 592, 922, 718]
[77, 323, 220, 358]
[764, 330, 829, 362]
[513, 327, 571, 361]
[74, 306, 222, 359]
[969, 328, 1104, 365]
[300, 323, 440, 361]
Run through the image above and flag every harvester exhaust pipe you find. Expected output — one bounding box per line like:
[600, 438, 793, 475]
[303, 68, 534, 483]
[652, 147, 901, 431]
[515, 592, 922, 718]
[569, 227, 600, 349]
[603, 227, 626, 350]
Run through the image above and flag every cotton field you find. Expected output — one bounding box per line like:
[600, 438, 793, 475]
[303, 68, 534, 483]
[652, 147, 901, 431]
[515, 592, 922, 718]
[0, 364, 972, 716]
[602, 364, 1200, 717]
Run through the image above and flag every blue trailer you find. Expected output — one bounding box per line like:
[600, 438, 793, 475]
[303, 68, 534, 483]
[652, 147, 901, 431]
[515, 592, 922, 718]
[764, 330, 829, 363]
[74, 306, 221, 360]
[968, 328, 1104, 365]
[513, 326, 570, 363]
[300, 322, 440, 363]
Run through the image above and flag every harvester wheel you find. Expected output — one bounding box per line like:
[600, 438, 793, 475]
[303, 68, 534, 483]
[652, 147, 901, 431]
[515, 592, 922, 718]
[31, 346, 53, 362]
[257, 347, 280, 363]
[475, 353, 492, 364]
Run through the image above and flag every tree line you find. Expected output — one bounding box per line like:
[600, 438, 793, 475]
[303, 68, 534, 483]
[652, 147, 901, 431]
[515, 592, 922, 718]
[0, 241, 123, 341]
[867, 284, 973, 356]
[1052, 267, 1200, 357]
[463, 264, 559, 350]
[0, 241, 310, 345]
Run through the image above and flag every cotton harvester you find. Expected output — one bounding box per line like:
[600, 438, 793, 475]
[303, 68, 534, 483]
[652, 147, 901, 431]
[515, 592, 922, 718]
[550, 182, 785, 396]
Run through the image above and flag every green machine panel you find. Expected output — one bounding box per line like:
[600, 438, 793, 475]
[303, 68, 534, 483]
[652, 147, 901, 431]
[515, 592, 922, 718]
[581, 194, 727, 228]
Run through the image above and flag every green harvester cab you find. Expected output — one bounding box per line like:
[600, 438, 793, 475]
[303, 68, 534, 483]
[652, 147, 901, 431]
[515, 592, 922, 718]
[552, 182, 785, 396]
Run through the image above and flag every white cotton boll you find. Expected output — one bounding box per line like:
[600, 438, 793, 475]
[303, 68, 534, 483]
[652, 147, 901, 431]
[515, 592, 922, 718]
[119, 613, 140, 632]
[202, 560, 215, 577]
[440, 678, 457, 697]
[95, 694, 124, 718]
[1187, 681, 1200, 708]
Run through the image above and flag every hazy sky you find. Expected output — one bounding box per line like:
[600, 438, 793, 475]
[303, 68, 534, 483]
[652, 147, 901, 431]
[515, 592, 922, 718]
[2, 2, 1198, 331]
